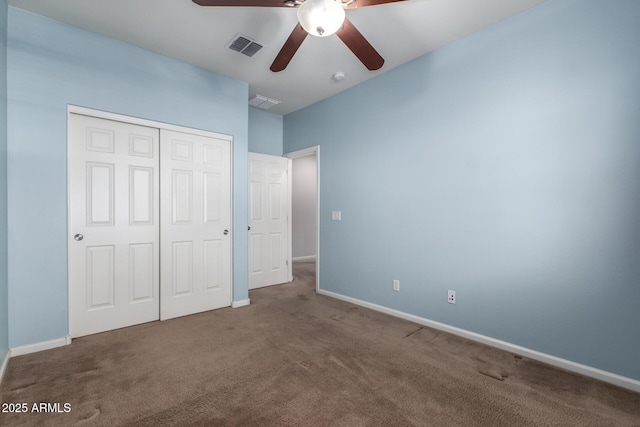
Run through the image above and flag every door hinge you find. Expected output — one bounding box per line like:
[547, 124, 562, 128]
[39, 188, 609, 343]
[286, 259, 289, 266]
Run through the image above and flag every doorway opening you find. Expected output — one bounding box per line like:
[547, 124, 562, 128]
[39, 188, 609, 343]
[285, 146, 320, 292]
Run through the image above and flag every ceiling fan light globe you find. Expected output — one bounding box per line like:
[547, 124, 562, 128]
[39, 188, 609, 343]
[297, 0, 345, 38]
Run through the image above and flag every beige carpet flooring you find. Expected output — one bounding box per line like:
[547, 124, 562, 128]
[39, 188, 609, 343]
[1, 261, 639, 426]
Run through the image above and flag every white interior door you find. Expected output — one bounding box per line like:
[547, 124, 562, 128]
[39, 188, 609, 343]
[69, 114, 160, 337]
[248, 153, 291, 289]
[160, 129, 232, 320]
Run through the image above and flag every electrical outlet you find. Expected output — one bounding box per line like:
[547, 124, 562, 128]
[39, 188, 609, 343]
[447, 290, 456, 304]
[393, 279, 400, 292]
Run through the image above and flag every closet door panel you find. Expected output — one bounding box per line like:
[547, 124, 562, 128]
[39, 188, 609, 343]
[160, 130, 232, 320]
[69, 114, 160, 338]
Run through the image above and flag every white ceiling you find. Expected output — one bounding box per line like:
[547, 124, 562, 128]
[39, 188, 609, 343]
[9, 0, 547, 115]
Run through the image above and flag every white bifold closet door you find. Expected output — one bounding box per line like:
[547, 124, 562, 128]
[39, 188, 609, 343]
[68, 113, 231, 338]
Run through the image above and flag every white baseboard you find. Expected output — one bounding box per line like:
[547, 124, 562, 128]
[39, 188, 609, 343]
[317, 289, 640, 393]
[231, 299, 250, 308]
[10, 335, 72, 357]
[0, 349, 9, 386]
[292, 255, 316, 262]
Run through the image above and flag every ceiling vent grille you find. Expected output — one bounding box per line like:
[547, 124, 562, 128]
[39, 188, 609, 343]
[227, 34, 263, 57]
[249, 94, 281, 110]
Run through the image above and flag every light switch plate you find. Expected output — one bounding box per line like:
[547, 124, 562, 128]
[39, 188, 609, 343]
[331, 211, 342, 221]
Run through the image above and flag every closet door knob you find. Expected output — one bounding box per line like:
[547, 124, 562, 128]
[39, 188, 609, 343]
[74, 234, 84, 241]
[223, 230, 229, 235]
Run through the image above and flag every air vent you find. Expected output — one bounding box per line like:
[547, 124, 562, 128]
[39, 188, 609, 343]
[249, 94, 281, 110]
[227, 34, 263, 58]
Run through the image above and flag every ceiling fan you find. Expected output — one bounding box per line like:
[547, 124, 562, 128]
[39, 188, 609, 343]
[193, 0, 408, 72]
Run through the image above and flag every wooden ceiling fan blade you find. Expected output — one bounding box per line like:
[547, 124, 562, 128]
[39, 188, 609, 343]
[270, 24, 308, 72]
[193, 0, 290, 7]
[192, 0, 407, 8]
[344, 0, 408, 10]
[336, 18, 384, 71]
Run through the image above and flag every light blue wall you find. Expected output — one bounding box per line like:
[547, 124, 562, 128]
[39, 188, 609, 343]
[284, 0, 640, 380]
[0, 0, 8, 361]
[7, 7, 249, 348]
[248, 108, 283, 156]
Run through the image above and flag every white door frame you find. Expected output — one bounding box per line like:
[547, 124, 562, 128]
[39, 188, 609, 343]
[284, 146, 320, 292]
[67, 105, 235, 333]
